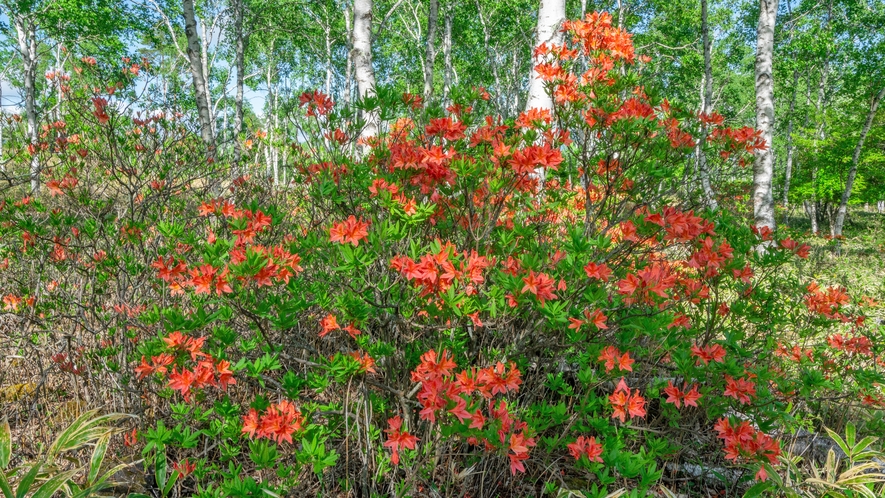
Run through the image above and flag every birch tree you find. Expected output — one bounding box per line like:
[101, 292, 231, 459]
[10, 11, 40, 194]
[696, 0, 717, 210]
[833, 85, 885, 236]
[752, 0, 778, 231]
[232, 0, 247, 169]
[353, 0, 378, 140]
[423, 0, 439, 103]
[525, 0, 565, 114]
[182, 0, 216, 153]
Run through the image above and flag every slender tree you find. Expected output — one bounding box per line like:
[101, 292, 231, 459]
[442, 3, 453, 102]
[232, 0, 247, 170]
[752, 0, 778, 231]
[782, 69, 798, 219]
[182, 0, 216, 154]
[423, 0, 439, 103]
[353, 0, 378, 140]
[833, 85, 885, 236]
[10, 11, 40, 194]
[525, 0, 565, 114]
[696, 0, 717, 210]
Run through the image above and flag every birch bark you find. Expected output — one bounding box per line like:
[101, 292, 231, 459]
[697, 0, 717, 211]
[752, 0, 778, 231]
[182, 0, 216, 154]
[352, 0, 378, 140]
[14, 15, 40, 194]
[443, 7, 452, 102]
[233, 0, 246, 170]
[525, 0, 565, 114]
[423, 0, 439, 104]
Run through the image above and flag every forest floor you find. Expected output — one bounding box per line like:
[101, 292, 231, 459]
[786, 209, 885, 308]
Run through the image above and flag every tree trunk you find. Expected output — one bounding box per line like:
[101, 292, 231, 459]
[804, 200, 818, 234]
[525, 0, 565, 114]
[265, 61, 274, 179]
[782, 69, 799, 220]
[475, 0, 502, 113]
[344, 4, 353, 106]
[423, 0, 439, 104]
[697, 0, 717, 211]
[233, 0, 246, 171]
[809, 1, 832, 234]
[200, 19, 215, 140]
[324, 23, 333, 96]
[443, 7, 453, 103]
[352, 0, 378, 140]
[182, 0, 215, 154]
[14, 16, 40, 194]
[54, 44, 63, 123]
[833, 86, 885, 236]
[752, 0, 778, 231]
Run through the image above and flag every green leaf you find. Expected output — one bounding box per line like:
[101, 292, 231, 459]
[73, 461, 136, 498]
[845, 422, 856, 449]
[87, 432, 111, 485]
[0, 470, 13, 498]
[48, 410, 132, 458]
[0, 418, 10, 470]
[162, 468, 180, 497]
[824, 427, 851, 459]
[30, 469, 78, 498]
[742, 480, 772, 497]
[154, 449, 167, 492]
[15, 460, 44, 498]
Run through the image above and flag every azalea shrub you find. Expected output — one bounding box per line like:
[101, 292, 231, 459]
[1, 11, 884, 498]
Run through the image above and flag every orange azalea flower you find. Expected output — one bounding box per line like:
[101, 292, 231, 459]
[168, 368, 196, 401]
[134, 356, 154, 379]
[349, 351, 376, 374]
[521, 270, 557, 304]
[123, 427, 138, 447]
[319, 314, 340, 337]
[384, 416, 419, 465]
[567, 435, 604, 463]
[329, 215, 370, 246]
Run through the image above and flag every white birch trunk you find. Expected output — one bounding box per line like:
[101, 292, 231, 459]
[325, 24, 333, 96]
[525, 0, 565, 114]
[833, 86, 885, 236]
[423, 0, 439, 104]
[352, 0, 378, 141]
[809, 2, 832, 233]
[182, 0, 216, 154]
[443, 7, 453, 102]
[233, 0, 246, 171]
[200, 19, 215, 140]
[344, 5, 353, 106]
[14, 16, 40, 194]
[697, 0, 717, 211]
[752, 0, 778, 231]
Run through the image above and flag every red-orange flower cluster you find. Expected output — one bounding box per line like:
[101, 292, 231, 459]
[567, 435, 604, 463]
[242, 400, 306, 444]
[329, 215, 370, 246]
[383, 415, 419, 465]
[609, 378, 646, 422]
[662, 381, 701, 408]
[714, 418, 780, 481]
